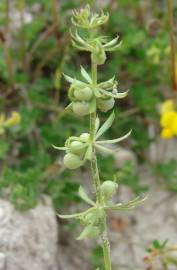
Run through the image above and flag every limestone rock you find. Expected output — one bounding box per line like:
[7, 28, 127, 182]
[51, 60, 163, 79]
[113, 147, 137, 168]
[0, 197, 58, 270]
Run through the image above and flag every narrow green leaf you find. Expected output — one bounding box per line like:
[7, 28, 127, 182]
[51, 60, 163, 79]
[95, 144, 114, 155]
[63, 73, 74, 83]
[84, 144, 92, 161]
[77, 224, 93, 240]
[97, 130, 132, 144]
[57, 212, 83, 219]
[103, 36, 119, 48]
[95, 117, 100, 135]
[106, 196, 147, 211]
[105, 40, 122, 51]
[78, 186, 95, 206]
[52, 145, 67, 151]
[99, 88, 128, 99]
[98, 76, 115, 90]
[95, 111, 115, 140]
[72, 40, 89, 51]
[81, 66, 92, 83]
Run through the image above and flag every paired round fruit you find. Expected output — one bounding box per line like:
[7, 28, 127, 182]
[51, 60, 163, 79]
[64, 153, 82, 170]
[73, 101, 90, 116]
[74, 87, 93, 101]
[69, 141, 85, 155]
[100, 180, 118, 200]
[80, 133, 90, 142]
[97, 97, 115, 112]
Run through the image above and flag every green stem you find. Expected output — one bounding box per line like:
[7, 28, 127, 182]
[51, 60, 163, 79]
[90, 59, 112, 270]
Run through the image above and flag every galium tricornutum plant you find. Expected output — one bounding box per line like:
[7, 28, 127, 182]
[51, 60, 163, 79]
[54, 5, 145, 270]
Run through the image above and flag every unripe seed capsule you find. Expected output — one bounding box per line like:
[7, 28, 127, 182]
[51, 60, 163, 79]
[80, 133, 90, 142]
[97, 98, 115, 112]
[92, 47, 106, 65]
[74, 87, 93, 101]
[64, 153, 82, 169]
[69, 141, 85, 155]
[100, 180, 118, 200]
[73, 101, 90, 116]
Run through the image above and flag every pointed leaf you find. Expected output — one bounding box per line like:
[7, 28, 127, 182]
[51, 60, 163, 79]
[81, 66, 92, 83]
[84, 144, 92, 161]
[99, 88, 128, 99]
[105, 40, 123, 51]
[78, 186, 95, 206]
[77, 224, 93, 240]
[97, 130, 132, 144]
[52, 145, 67, 151]
[95, 111, 115, 140]
[95, 117, 100, 135]
[64, 102, 73, 112]
[57, 212, 83, 219]
[72, 40, 90, 51]
[98, 76, 115, 90]
[63, 73, 74, 83]
[106, 196, 147, 211]
[95, 144, 114, 155]
[103, 36, 119, 48]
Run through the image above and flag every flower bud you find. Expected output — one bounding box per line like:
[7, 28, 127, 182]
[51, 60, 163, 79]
[74, 87, 93, 101]
[64, 153, 82, 169]
[100, 181, 118, 200]
[80, 133, 90, 142]
[73, 101, 90, 116]
[69, 141, 85, 155]
[97, 97, 115, 112]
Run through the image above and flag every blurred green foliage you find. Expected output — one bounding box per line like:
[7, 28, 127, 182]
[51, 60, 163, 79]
[154, 159, 177, 192]
[0, 0, 175, 210]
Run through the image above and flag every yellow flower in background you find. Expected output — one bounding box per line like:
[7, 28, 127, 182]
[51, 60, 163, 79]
[160, 103, 177, 139]
[160, 99, 174, 114]
[160, 111, 176, 127]
[5, 111, 21, 127]
[160, 128, 173, 139]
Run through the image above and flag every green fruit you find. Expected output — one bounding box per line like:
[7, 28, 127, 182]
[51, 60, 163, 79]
[100, 181, 118, 200]
[80, 133, 90, 142]
[64, 153, 82, 169]
[74, 87, 93, 101]
[92, 46, 106, 65]
[69, 141, 85, 155]
[73, 101, 90, 116]
[97, 97, 115, 112]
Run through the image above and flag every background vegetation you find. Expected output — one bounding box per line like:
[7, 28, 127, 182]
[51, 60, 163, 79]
[0, 0, 176, 215]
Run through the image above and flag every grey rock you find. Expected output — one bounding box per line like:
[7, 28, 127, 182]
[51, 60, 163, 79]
[113, 147, 137, 168]
[0, 197, 58, 270]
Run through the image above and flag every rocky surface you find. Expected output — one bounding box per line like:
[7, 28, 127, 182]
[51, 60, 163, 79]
[0, 196, 58, 270]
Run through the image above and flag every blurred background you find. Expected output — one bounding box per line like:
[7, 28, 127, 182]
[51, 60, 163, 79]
[0, 0, 177, 270]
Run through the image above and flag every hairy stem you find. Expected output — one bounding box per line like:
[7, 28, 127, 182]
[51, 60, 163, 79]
[90, 60, 112, 270]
